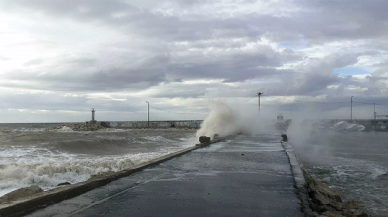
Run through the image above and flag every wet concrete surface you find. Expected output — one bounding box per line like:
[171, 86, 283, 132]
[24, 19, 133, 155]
[28, 133, 303, 217]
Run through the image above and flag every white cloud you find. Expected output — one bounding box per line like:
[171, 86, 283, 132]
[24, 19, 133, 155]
[1, 0, 388, 122]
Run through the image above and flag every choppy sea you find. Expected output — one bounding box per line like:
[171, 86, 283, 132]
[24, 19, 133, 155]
[1, 121, 387, 216]
[0, 123, 196, 197]
[289, 124, 388, 217]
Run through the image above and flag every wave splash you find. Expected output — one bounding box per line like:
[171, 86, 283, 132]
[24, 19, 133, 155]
[196, 101, 261, 139]
[331, 121, 365, 132]
[0, 151, 173, 197]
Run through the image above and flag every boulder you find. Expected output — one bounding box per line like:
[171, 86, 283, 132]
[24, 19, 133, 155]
[344, 200, 359, 209]
[315, 182, 342, 202]
[57, 182, 71, 186]
[321, 210, 344, 217]
[315, 192, 331, 206]
[199, 136, 211, 144]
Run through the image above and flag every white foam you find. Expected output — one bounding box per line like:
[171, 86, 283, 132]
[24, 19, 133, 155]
[0, 146, 193, 197]
[0, 130, 197, 197]
[142, 136, 174, 143]
[332, 121, 365, 132]
[370, 167, 387, 179]
[57, 126, 74, 132]
[11, 128, 46, 132]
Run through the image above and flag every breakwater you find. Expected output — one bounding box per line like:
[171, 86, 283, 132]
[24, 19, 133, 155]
[99, 120, 203, 129]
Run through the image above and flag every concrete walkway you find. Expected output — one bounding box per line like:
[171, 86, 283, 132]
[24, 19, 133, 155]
[28, 133, 303, 217]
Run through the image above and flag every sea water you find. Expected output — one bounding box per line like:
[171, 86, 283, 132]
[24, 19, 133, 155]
[289, 128, 388, 217]
[0, 123, 196, 197]
[2, 116, 388, 217]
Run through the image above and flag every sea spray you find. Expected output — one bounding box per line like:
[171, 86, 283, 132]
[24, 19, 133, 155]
[196, 101, 239, 139]
[196, 101, 261, 139]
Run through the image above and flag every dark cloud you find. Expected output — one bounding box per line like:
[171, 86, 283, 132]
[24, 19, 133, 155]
[4, 0, 388, 45]
[3, 55, 169, 92]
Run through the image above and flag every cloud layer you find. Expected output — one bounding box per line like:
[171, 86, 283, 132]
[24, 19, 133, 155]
[1, 0, 388, 122]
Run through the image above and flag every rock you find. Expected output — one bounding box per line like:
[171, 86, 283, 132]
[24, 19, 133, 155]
[315, 182, 342, 202]
[57, 182, 71, 186]
[344, 200, 359, 209]
[303, 169, 342, 203]
[321, 211, 344, 217]
[353, 211, 368, 217]
[343, 209, 368, 217]
[199, 136, 211, 144]
[315, 192, 331, 205]
[301, 169, 368, 217]
[303, 169, 317, 188]
[0, 185, 43, 204]
[49, 123, 106, 131]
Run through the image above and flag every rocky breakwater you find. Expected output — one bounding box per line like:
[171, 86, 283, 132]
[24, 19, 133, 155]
[49, 123, 106, 131]
[302, 169, 368, 217]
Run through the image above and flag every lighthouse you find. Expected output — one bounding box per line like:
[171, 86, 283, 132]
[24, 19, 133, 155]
[90, 108, 97, 124]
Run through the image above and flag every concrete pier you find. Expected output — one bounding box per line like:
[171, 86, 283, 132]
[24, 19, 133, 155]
[26, 133, 304, 217]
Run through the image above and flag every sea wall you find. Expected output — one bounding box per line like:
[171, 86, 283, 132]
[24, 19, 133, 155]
[99, 120, 203, 129]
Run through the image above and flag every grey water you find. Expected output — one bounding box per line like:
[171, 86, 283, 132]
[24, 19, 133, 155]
[2, 121, 388, 217]
[290, 130, 388, 217]
[0, 123, 196, 197]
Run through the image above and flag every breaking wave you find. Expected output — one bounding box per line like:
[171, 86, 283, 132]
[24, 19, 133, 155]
[196, 101, 257, 139]
[0, 128, 197, 197]
[331, 121, 365, 132]
[0, 151, 175, 197]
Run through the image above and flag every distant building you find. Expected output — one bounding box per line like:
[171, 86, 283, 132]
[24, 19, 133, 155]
[90, 108, 97, 124]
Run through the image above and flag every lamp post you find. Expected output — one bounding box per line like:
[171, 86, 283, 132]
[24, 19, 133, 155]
[146, 101, 149, 127]
[374, 103, 376, 120]
[350, 96, 353, 121]
[258, 92, 263, 113]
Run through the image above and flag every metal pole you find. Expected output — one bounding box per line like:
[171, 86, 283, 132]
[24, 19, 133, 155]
[374, 103, 376, 120]
[350, 96, 353, 121]
[91, 108, 95, 121]
[146, 101, 149, 126]
[258, 92, 263, 113]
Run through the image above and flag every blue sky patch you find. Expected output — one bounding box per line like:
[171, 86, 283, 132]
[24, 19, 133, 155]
[333, 67, 371, 76]
[278, 39, 307, 50]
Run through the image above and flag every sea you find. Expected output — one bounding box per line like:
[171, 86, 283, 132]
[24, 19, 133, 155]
[0, 120, 387, 216]
[288, 121, 388, 217]
[0, 123, 197, 197]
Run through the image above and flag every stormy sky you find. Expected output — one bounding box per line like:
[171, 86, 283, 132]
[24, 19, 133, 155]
[1, 0, 388, 122]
